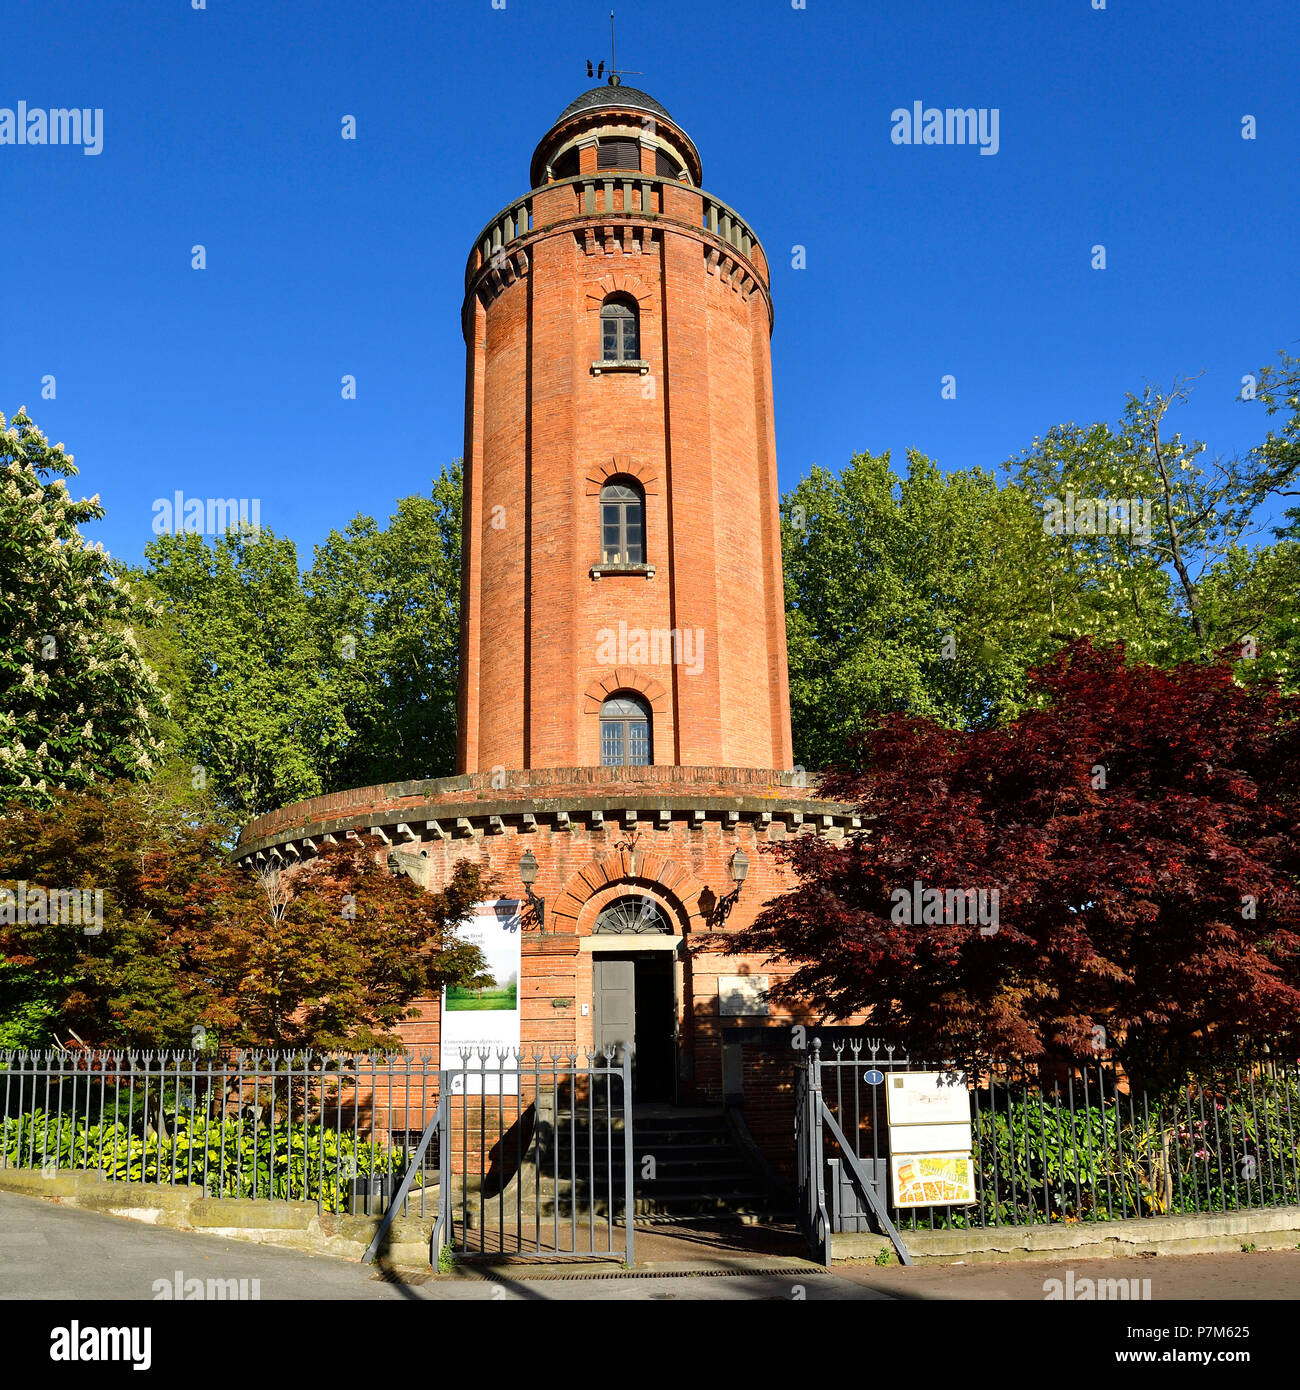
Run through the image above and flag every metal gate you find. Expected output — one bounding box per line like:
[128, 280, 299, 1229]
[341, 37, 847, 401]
[365, 1047, 635, 1266]
[795, 1038, 913, 1267]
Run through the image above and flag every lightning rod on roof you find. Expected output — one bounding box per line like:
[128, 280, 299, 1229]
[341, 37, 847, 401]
[586, 11, 642, 87]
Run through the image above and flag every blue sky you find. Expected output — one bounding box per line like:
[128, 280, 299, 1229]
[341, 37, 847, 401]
[4, 0, 1298, 568]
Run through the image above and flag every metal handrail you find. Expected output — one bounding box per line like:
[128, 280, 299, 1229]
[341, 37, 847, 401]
[819, 1100, 914, 1266]
[362, 1088, 445, 1265]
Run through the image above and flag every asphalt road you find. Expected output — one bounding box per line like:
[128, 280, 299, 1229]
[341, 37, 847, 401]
[0, 1192, 874, 1301]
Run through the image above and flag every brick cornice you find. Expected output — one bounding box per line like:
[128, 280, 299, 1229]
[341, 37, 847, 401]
[582, 670, 669, 711]
[233, 766, 856, 862]
[584, 271, 653, 315]
[463, 213, 773, 333]
[583, 455, 660, 496]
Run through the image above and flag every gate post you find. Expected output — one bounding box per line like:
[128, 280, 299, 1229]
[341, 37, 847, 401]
[433, 1086, 450, 1267]
[808, 1037, 830, 1266]
[621, 1044, 636, 1266]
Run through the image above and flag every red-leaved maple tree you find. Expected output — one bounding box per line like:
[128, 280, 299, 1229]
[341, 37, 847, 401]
[727, 642, 1300, 1074]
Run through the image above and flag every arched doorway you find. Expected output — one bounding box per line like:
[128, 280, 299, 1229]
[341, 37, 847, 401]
[591, 893, 678, 1104]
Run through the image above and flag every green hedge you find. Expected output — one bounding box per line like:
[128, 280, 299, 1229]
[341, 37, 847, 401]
[2, 1108, 415, 1213]
[925, 1067, 1300, 1228]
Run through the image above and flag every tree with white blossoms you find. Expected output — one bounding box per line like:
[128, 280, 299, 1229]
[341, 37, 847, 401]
[0, 409, 167, 808]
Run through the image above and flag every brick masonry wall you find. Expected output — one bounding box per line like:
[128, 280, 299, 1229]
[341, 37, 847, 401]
[385, 812, 827, 1105]
[739, 1039, 800, 1181]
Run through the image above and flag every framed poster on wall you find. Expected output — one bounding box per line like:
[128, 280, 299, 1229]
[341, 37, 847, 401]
[890, 1152, 977, 1208]
[440, 898, 522, 1094]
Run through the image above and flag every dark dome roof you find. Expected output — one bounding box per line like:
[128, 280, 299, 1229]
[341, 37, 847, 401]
[557, 83, 672, 123]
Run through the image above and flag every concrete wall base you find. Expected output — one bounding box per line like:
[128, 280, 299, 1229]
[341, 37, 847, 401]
[0, 1168, 435, 1270]
[834, 1206, 1300, 1265]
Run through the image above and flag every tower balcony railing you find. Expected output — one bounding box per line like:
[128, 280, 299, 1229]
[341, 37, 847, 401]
[465, 174, 765, 292]
[469, 198, 534, 283]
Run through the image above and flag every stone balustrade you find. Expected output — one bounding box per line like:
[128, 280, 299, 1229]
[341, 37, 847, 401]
[464, 175, 766, 292]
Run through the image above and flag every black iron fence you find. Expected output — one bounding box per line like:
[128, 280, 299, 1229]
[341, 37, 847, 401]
[0, 1048, 440, 1216]
[368, 1047, 635, 1265]
[1, 1045, 636, 1266]
[797, 1037, 1300, 1262]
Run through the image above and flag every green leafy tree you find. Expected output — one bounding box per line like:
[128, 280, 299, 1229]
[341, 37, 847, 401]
[786, 369, 1300, 768]
[123, 568, 219, 819]
[0, 961, 64, 1049]
[1009, 379, 1295, 661]
[143, 465, 463, 816]
[1196, 540, 1300, 691]
[1249, 349, 1300, 539]
[782, 450, 1073, 769]
[306, 462, 462, 787]
[0, 409, 167, 809]
[143, 528, 350, 816]
[1007, 415, 1183, 664]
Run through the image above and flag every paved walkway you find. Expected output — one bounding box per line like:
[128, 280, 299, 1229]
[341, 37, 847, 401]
[834, 1249, 1300, 1301]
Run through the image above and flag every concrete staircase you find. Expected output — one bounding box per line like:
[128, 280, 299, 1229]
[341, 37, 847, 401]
[534, 1105, 789, 1224]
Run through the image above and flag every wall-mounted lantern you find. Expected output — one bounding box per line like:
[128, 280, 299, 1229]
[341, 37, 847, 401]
[713, 848, 749, 928]
[519, 848, 545, 931]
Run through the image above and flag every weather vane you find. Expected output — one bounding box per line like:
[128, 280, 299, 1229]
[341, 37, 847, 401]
[587, 10, 642, 86]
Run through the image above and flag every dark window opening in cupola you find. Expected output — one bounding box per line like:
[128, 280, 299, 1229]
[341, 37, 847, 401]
[654, 148, 681, 179]
[597, 138, 641, 170]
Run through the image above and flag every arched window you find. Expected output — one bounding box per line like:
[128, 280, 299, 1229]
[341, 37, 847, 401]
[600, 295, 639, 362]
[600, 480, 644, 564]
[595, 895, 671, 935]
[601, 693, 652, 767]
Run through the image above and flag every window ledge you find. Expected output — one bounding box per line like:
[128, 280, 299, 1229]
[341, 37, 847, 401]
[591, 359, 650, 376]
[590, 562, 656, 580]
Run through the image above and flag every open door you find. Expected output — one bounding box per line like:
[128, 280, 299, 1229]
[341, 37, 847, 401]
[594, 952, 676, 1103]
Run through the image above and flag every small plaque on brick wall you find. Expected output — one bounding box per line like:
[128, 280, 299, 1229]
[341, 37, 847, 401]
[718, 974, 770, 1017]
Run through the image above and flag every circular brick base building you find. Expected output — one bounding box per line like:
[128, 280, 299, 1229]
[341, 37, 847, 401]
[236, 766, 856, 1104]
[236, 78, 846, 1107]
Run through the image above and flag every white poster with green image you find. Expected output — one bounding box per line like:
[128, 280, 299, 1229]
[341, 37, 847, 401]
[441, 898, 522, 1094]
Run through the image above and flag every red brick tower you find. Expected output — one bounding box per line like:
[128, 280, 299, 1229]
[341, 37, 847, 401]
[238, 80, 855, 1109]
[457, 78, 792, 775]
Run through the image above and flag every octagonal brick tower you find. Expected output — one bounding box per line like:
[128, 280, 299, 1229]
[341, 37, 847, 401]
[457, 77, 792, 775]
